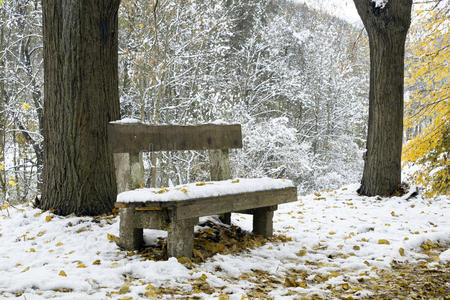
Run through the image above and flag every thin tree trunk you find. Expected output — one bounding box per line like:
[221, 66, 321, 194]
[40, 0, 121, 215]
[353, 0, 412, 196]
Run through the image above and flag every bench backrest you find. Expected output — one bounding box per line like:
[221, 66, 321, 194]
[108, 122, 243, 193]
[108, 123, 242, 154]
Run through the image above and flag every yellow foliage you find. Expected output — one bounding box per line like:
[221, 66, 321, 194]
[403, 2, 449, 197]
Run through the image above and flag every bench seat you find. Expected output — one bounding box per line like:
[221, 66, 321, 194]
[115, 178, 297, 257]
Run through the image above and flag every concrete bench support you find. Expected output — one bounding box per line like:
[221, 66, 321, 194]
[253, 206, 275, 237]
[167, 217, 198, 258]
[118, 207, 143, 250]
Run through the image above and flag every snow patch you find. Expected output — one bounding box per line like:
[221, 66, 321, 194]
[117, 178, 295, 203]
[110, 118, 143, 124]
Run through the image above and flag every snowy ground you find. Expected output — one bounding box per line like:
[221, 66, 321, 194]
[0, 183, 449, 299]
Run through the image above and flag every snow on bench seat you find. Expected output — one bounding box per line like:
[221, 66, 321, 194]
[117, 177, 295, 204]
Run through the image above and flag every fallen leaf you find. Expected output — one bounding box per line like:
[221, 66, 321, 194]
[46, 215, 52, 222]
[119, 285, 130, 294]
[107, 233, 119, 243]
[59, 270, 67, 277]
[21, 266, 30, 273]
[378, 239, 390, 245]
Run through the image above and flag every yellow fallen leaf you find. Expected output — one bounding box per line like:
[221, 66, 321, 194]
[55, 242, 63, 247]
[76, 264, 86, 268]
[196, 182, 206, 186]
[218, 295, 230, 300]
[420, 243, 430, 250]
[232, 179, 240, 183]
[107, 233, 119, 243]
[284, 277, 297, 287]
[330, 271, 340, 277]
[21, 266, 30, 273]
[329, 231, 336, 235]
[119, 285, 130, 294]
[29, 248, 36, 252]
[118, 297, 132, 300]
[399, 248, 405, 256]
[145, 284, 158, 297]
[297, 249, 307, 256]
[353, 245, 360, 251]
[92, 260, 101, 265]
[378, 239, 390, 245]
[59, 270, 67, 277]
[45, 215, 52, 222]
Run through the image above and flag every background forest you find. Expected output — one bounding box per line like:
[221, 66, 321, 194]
[0, 0, 447, 203]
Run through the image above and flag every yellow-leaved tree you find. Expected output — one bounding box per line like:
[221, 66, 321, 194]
[403, 2, 449, 197]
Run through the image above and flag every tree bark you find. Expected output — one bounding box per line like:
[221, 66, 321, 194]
[353, 0, 412, 196]
[40, 0, 121, 215]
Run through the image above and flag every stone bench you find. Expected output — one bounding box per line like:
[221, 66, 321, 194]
[108, 120, 298, 257]
[115, 178, 297, 257]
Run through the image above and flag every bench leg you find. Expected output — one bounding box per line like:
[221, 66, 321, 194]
[118, 208, 143, 250]
[167, 217, 198, 258]
[219, 212, 231, 225]
[253, 207, 274, 237]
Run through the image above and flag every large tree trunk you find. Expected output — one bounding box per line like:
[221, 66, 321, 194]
[40, 0, 121, 215]
[353, 0, 412, 196]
